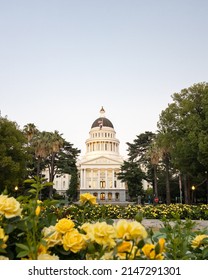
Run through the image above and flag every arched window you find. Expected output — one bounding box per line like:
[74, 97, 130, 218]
[100, 193, 105, 200]
[108, 193, 112, 200]
[115, 192, 120, 201]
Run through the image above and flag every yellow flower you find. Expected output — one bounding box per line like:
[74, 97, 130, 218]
[55, 218, 75, 234]
[0, 255, 9, 260]
[142, 244, 156, 259]
[62, 229, 86, 253]
[116, 241, 140, 260]
[191, 235, 208, 249]
[117, 241, 132, 253]
[115, 220, 147, 241]
[142, 239, 165, 260]
[116, 241, 132, 259]
[79, 193, 97, 205]
[100, 251, 114, 260]
[158, 238, 165, 253]
[42, 226, 62, 248]
[83, 222, 116, 248]
[35, 205, 41, 216]
[37, 253, 59, 260]
[80, 222, 93, 240]
[0, 195, 22, 218]
[37, 244, 48, 255]
[0, 227, 8, 249]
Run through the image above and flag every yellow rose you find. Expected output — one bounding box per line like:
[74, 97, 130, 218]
[62, 228, 86, 253]
[0, 255, 9, 260]
[0, 227, 8, 249]
[37, 253, 59, 260]
[100, 251, 114, 260]
[142, 243, 156, 259]
[42, 226, 62, 248]
[191, 234, 208, 249]
[37, 244, 48, 255]
[115, 220, 147, 241]
[55, 218, 75, 234]
[117, 240, 132, 253]
[116, 241, 132, 259]
[80, 222, 94, 241]
[142, 242, 164, 260]
[0, 195, 22, 218]
[79, 193, 97, 205]
[84, 222, 116, 248]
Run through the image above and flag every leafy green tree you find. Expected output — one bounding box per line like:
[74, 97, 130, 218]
[0, 116, 28, 193]
[157, 82, 208, 203]
[127, 131, 155, 163]
[117, 160, 145, 201]
[66, 167, 79, 201]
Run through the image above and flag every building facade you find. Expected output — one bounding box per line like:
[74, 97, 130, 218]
[79, 107, 126, 203]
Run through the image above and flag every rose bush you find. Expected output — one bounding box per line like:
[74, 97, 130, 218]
[0, 177, 208, 260]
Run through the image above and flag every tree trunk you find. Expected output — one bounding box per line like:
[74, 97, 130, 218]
[165, 157, 171, 205]
[48, 153, 55, 199]
[178, 173, 183, 203]
[153, 165, 158, 198]
[183, 174, 189, 204]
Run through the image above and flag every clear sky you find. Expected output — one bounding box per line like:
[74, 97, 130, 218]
[0, 0, 208, 157]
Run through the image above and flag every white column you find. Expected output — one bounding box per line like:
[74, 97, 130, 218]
[97, 169, 100, 188]
[91, 169, 93, 187]
[112, 170, 115, 188]
[105, 170, 108, 188]
[80, 168, 83, 189]
[83, 169, 86, 189]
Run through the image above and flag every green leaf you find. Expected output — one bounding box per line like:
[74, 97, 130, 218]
[16, 251, 29, 258]
[16, 243, 30, 251]
[5, 223, 15, 234]
[28, 189, 37, 194]
[202, 247, 208, 259]
[24, 179, 36, 184]
[0, 248, 7, 254]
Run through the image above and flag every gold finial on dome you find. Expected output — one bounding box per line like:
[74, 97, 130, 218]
[100, 106, 105, 117]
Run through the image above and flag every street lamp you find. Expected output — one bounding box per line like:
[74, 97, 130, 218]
[14, 186, 18, 197]
[191, 185, 195, 204]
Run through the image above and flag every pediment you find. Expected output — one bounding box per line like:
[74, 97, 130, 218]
[81, 156, 123, 166]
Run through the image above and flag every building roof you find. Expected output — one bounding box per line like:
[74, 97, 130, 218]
[91, 117, 114, 128]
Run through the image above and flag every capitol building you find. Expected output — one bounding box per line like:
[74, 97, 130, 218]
[50, 107, 127, 203]
[78, 107, 126, 203]
[50, 107, 151, 203]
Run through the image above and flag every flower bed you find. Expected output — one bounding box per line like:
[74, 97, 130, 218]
[0, 180, 208, 260]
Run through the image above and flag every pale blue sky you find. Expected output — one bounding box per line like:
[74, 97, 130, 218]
[0, 0, 208, 156]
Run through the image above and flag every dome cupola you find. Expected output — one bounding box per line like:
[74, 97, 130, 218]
[91, 106, 114, 129]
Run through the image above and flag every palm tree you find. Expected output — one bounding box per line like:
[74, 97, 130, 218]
[148, 142, 161, 200]
[46, 131, 64, 198]
[33, 131, 49, 176]
[23, 123, 38, 144]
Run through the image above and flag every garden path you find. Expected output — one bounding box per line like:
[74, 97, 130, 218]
[141, 219, 208, 231]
